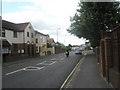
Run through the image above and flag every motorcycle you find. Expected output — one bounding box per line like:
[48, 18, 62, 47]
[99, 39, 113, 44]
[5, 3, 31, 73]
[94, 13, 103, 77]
[65, 51, 69, 57]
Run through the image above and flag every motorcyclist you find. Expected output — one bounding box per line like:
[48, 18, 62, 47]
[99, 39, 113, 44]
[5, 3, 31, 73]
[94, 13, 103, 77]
[65, 50, 69, 57]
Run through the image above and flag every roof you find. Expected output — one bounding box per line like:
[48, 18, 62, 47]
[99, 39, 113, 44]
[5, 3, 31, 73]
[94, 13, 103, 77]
[16, 22, 29, 31]
[2, 20, 18, 31]
[2, 39, 11, 47]
[35, 30, 48, 36]
[48, 38, 55, 43]
[2, 20, 29, 31]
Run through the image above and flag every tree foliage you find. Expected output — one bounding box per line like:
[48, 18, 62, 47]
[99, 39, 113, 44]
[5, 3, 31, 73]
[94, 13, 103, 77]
[47, 43, 52, 48]
[66, 44, 72, 51]
[67, 2, 120, 47]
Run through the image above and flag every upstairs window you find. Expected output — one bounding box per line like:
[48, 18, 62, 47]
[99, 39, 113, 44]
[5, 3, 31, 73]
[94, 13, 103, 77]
[31, 33, 34, 38]
[13, 31, 17, 38]
[36, 39, 38, 44]
[0, 29, 6, 37]
[27, 32, 29, 37]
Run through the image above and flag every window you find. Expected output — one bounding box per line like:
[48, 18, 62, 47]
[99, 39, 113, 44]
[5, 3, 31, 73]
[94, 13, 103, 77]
[1, 29, 6, 37]
[27, 32, 29, 37]
[13, 31, 17, 38]
[31, 33, 34, 38]
[36, 39, 38, 44]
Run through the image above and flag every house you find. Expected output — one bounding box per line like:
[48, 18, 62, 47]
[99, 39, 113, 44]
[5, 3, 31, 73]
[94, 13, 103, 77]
[46, 35, 55, 55]
[35, 31, 55, 56]
[35, 30, 48, 56]
[2, 20, 36, 62]
[35, 30, 41, 56]
[2, 19, 57, 62]
[47, 38, 55, 46]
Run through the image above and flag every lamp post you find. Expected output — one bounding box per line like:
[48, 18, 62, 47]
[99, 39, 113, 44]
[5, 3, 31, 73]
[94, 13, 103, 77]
[64, 35, 66, 45]
[0, 0, 2, 89]
[57, 28, 60, 43]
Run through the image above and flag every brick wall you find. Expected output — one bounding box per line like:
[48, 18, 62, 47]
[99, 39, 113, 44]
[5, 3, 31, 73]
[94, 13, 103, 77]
[3, 43, 36, 62]
[100, 26, 120, 88]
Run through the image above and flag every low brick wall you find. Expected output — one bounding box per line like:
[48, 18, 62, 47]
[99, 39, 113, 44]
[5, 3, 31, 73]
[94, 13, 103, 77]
[4, 54, 29, 62]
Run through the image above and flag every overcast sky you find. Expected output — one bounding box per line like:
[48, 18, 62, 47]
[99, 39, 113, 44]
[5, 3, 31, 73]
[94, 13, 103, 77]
[2, 0, 86, 46]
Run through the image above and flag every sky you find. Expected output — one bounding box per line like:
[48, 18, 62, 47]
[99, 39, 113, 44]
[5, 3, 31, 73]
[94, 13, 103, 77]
[2, 0, 86, 46]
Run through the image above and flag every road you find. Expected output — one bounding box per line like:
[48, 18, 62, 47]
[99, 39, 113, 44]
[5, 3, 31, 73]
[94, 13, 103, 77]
[2, 51, 83, 88]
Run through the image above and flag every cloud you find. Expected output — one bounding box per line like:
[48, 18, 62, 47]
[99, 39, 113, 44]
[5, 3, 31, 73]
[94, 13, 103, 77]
[2, 0, 86, 45]
[2, 0, 36, 2]
[3, 10, 57, 28]
[20, 6, 39, 11]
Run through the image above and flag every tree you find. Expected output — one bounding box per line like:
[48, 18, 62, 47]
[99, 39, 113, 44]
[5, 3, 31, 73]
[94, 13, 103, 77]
[66, 44, 72, 50]
[68, 44, 72, 47]
[47, 43, 52, 48]
[67, 2, 120, 47]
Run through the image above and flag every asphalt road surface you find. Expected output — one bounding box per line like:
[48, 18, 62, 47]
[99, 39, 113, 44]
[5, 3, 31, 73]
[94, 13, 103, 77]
[3, 51, 83, 88]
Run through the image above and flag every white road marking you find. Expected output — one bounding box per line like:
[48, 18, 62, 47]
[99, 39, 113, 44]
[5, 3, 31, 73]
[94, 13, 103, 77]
[51, 58, 56, 60]
[60, 58, 65, 60]
[24, 66, 45, 71]
[37, 61, 56, 66]
[42, 61, 56, 65]
[49, 61, 57, 65]
[36, 61, 46, 65]
[5, 65, 45, 75]
[5, 68, 24, 75]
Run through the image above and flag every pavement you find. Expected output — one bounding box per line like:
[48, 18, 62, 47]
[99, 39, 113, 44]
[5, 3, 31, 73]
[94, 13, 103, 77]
[64, 50, 112, 88]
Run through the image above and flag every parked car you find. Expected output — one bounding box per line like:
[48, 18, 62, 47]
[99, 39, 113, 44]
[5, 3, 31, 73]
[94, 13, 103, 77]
[75, 50, 82, 55]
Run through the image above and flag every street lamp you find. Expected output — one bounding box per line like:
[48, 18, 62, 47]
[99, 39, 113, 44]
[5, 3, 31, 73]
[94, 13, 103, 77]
[64, 34, 66, 45]
[0, 0, 2, 90]
[57, 28, 60, 43]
